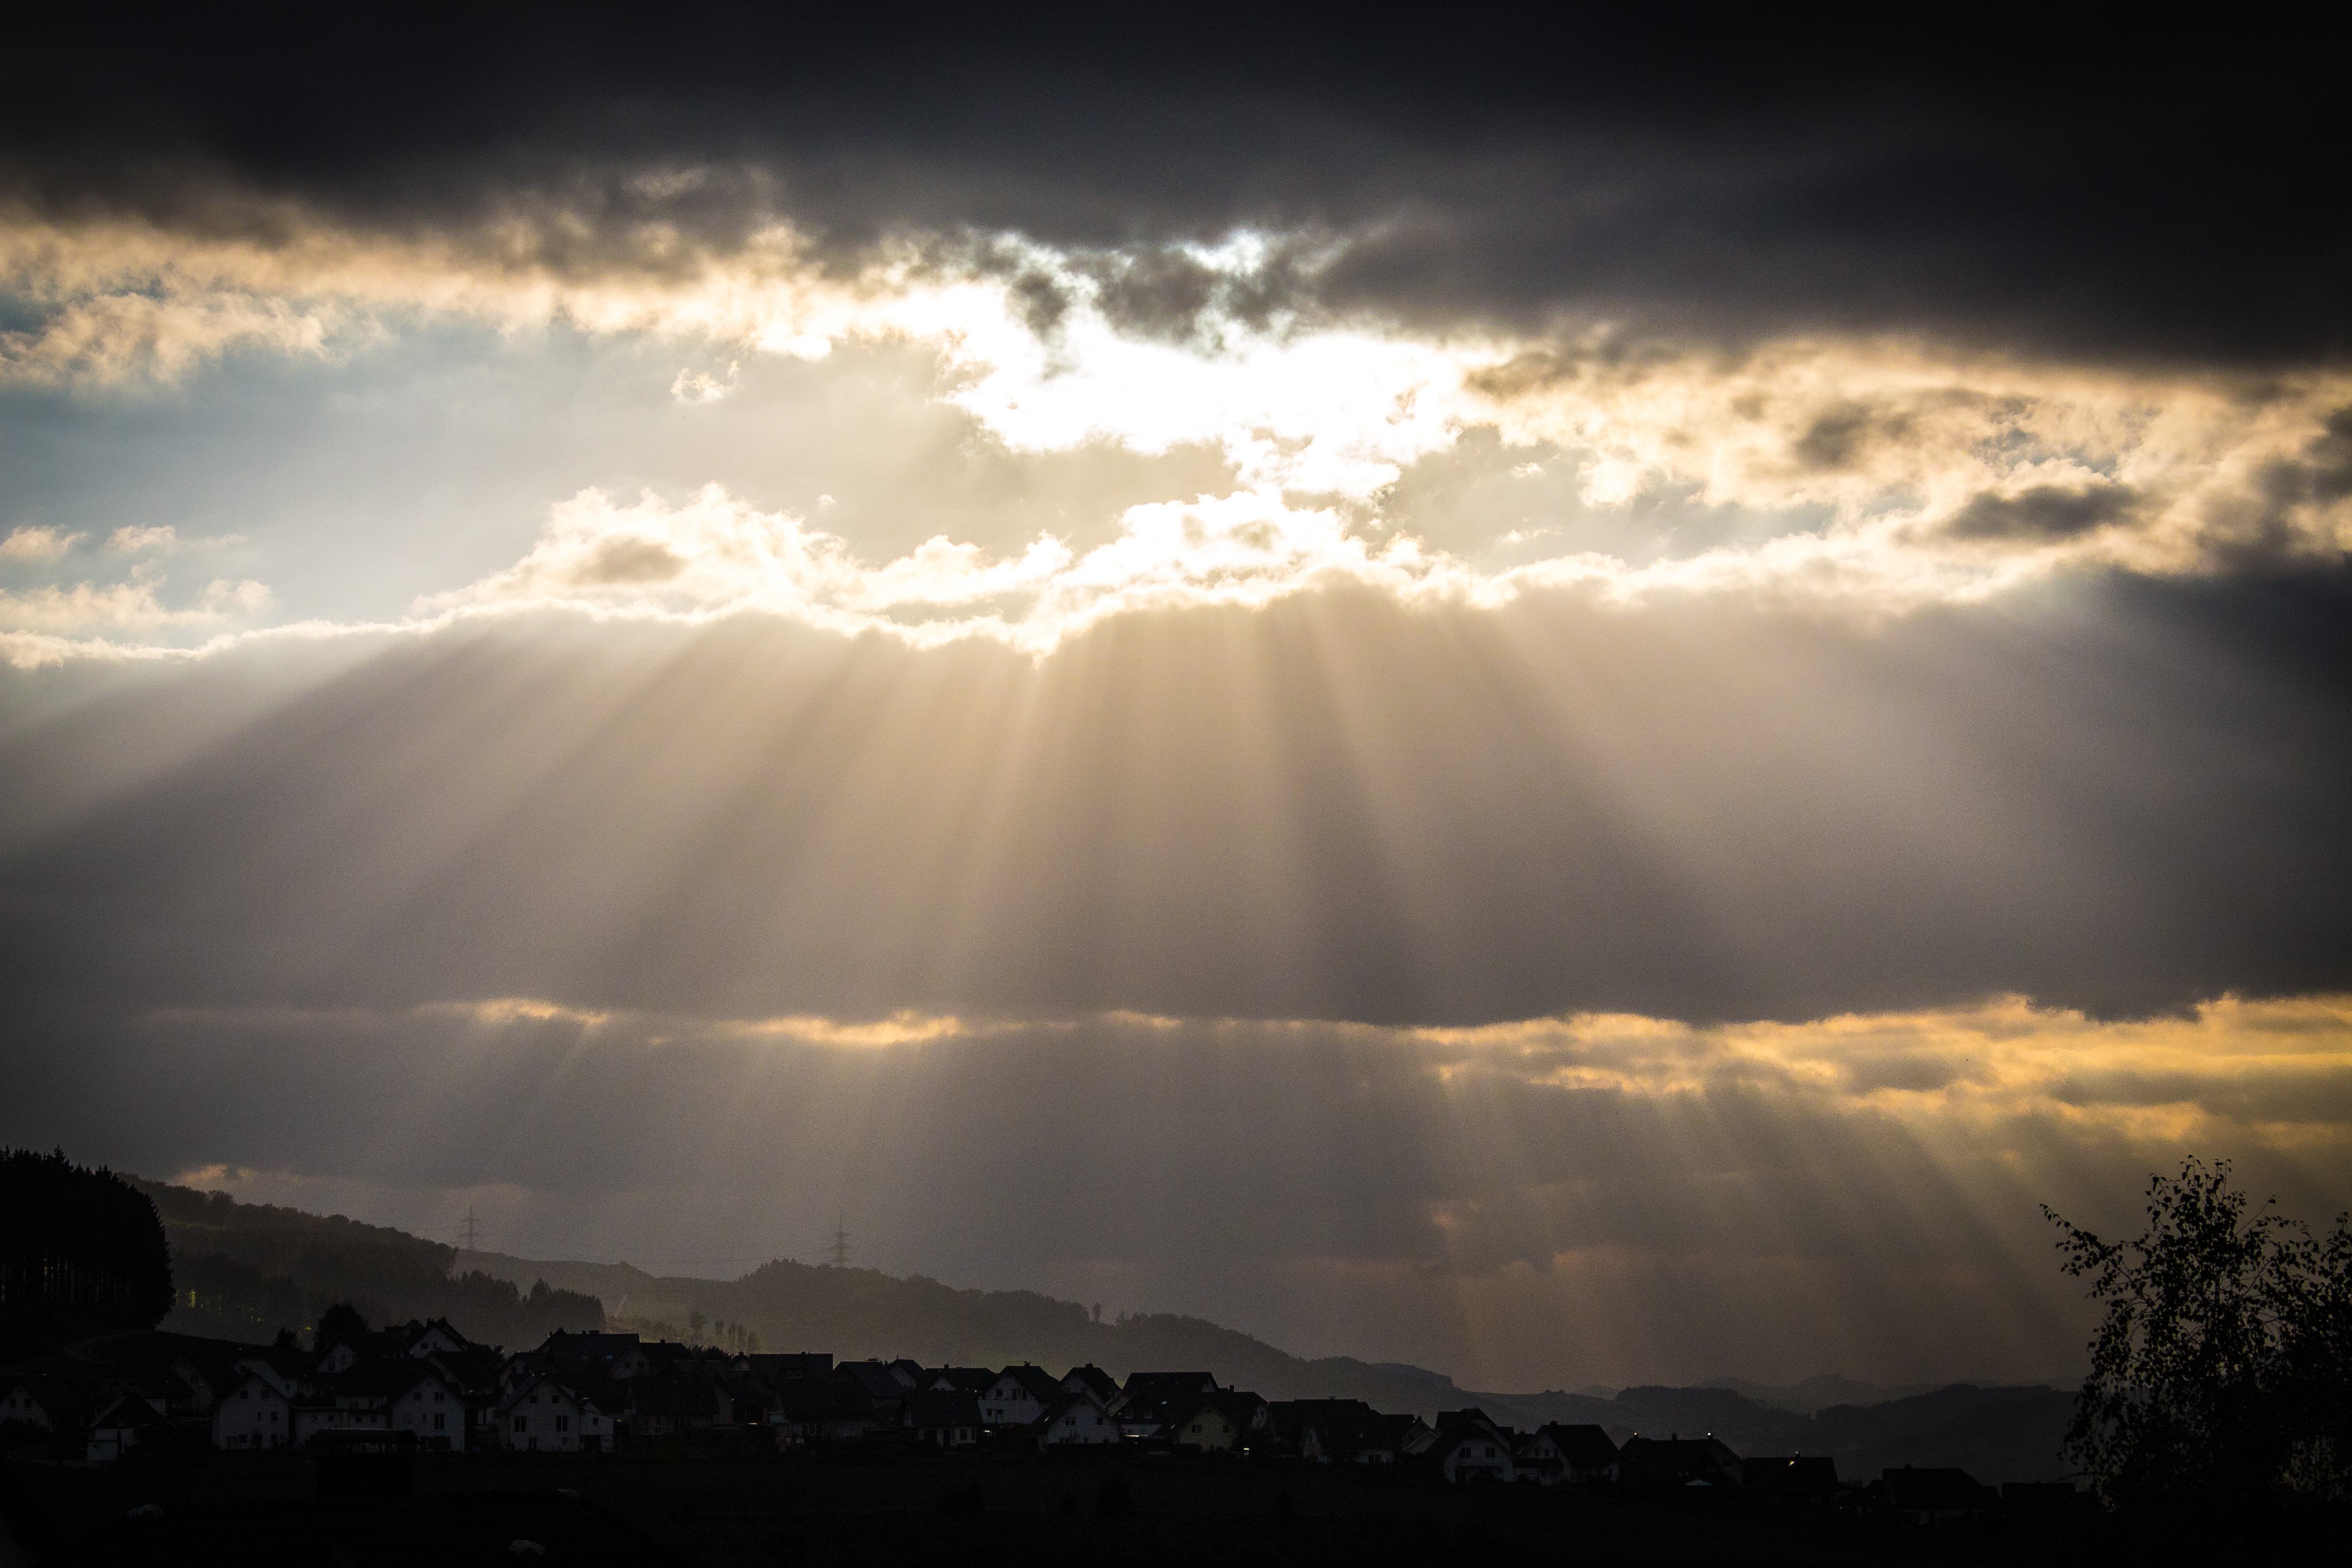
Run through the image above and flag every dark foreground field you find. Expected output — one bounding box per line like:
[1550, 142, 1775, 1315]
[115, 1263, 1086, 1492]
[0, 1446, 2174, 1568]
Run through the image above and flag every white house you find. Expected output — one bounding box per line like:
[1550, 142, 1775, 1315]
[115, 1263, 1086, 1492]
[235, 1352, 308, 1401]
[1037, 1394, 1122, 1448]
[389, 1369, 466, 1452]
[500, 1376, 612, 1453]
[85, 1392, 170, 1464]
[0, 1381, 64, 1432]
[213, 1372, 295, 1450]
[978, 1366, 1060, 1427]
[1438, 1431, 1517, 1483]
[407, 1319, 473, 1358]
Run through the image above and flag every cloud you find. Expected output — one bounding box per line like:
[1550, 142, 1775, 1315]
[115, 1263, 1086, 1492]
[669, 362, 736, 403]
[415, 482, 1430, 651]
[9, 193, 2344, 657]
[1941, 484, 2140, 542]
[0, 526, 81, 560]
[4, 12, 2343, 367]
[0, 575, 269, 635]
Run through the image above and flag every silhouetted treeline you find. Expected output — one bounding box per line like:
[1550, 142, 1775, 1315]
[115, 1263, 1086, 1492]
[1, 1149, 173, 1356]
[2047, 1158, 2352, 1511]
[134, 1178, 602, 1349]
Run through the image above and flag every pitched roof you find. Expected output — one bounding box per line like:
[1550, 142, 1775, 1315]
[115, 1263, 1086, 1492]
[1295, 1406, 1400, 1460]
[904, 1389, 983, 1429]
[1038, 1392, 1114, 1427]
[774, 1378, 874, 1421]
[836, 1361, 914, 1399]
[1061, 1364, 1120, 1401]
[2, 1376, 93, 1425]
[929, 1366, 995, 1394]
[329, 1359, 438, 1399]
[1003, 1365, 1064, 1402]
[1538, 1422, 1621, 1468]
[1122, 1371, 1217, 1400]
[632, 1377, 726, 1420]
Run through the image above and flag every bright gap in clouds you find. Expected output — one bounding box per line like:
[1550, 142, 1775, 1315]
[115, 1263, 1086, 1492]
[5, 216, 2351, 666]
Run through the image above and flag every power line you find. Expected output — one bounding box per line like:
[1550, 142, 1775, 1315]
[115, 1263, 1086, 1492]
[829, 1214, 851, 1269]
[459, 1206, 482, 1252]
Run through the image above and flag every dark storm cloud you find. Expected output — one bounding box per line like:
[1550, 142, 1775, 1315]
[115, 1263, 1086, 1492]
[4, 569, 2349, 1029]
[1942, 483, 2140, 541]
[2200, 407, 2352, 567]
[5, 7, 2346, 365]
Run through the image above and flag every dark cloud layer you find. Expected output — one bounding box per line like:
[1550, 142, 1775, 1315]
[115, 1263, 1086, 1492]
[7, 7, 2347, 365]
[5, 569, 2349, 1028]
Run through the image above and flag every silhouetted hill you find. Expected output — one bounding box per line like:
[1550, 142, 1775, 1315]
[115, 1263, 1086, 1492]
[133, 1178, 603, 1348]
[1811, 1384, 2078, 1482]
[1700, 1373, 1938, 1413]
[149, 1188, 2076, 1480]
[466, 1250, 1472, 1415]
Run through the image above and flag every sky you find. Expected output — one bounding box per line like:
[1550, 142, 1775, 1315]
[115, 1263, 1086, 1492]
[4, 8, 2350, 1391]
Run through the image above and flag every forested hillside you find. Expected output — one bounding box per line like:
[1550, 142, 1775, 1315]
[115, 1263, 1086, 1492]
[136, 1179, 603, 1348]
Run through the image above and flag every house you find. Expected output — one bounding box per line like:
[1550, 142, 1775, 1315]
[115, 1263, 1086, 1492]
[212, 1370, 296, 1450]
[631, 1375, 734, 1439]
[1617, 1434, 1742, 1490]
[1743, 1455, 1838, 1504]
[1037, 1393, 1122, 1448]
[316, 1329, 416, 1376]
[1116, 1372, 1218, 1411]
[903, 1389, 983, 1449]
[167, 1346, 251, 1416]
[1166, 1391, 1268, 1454]
[978, 1365, 1062, 1427]
[388, 1368, 466, 1452]
[1110, 1372, 1220, 1441]
[532, 1329, 652, 1381]
[501, 1376, 612, 1452]
[771, 1377, 875, 1446]
[1536, 1423, 1620, 1484]
[0, 1378, 79, 1435]
[1060, 1365, 1120, 1406]
[1279, 1404, 1433, 1465]
[926, 1367, 996, 1397]
[1431, 1411, 1519, 1484]
[412, 1319, 471, 1357]
[85, 1389, 172, 1463]
[235, 1348, 312, 1402]
[1877, 1466, 1994, 1525]
[293, 1359, 422, 1446]
[835, 1361, 917, 1423]
[1379, 1412, 1436, 1460]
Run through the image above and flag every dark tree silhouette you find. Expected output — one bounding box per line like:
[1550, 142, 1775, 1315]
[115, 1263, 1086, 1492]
[315, 1302, 370, 1345]
[2046, 1157, 2352, 1509]
[0, 1148, 174, 1354]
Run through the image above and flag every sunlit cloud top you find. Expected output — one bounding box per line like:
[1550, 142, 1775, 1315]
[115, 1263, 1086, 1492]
[5, 197, 2347, 667]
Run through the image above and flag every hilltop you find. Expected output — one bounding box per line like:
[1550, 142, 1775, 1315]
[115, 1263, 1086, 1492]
[135, 1176, 604, 1350]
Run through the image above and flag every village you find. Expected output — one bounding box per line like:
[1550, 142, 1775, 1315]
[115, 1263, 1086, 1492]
[2, 1315, 2072, 1529]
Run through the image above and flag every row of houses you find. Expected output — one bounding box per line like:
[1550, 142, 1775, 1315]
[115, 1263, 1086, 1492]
[1, 1325, 2059, 1520]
